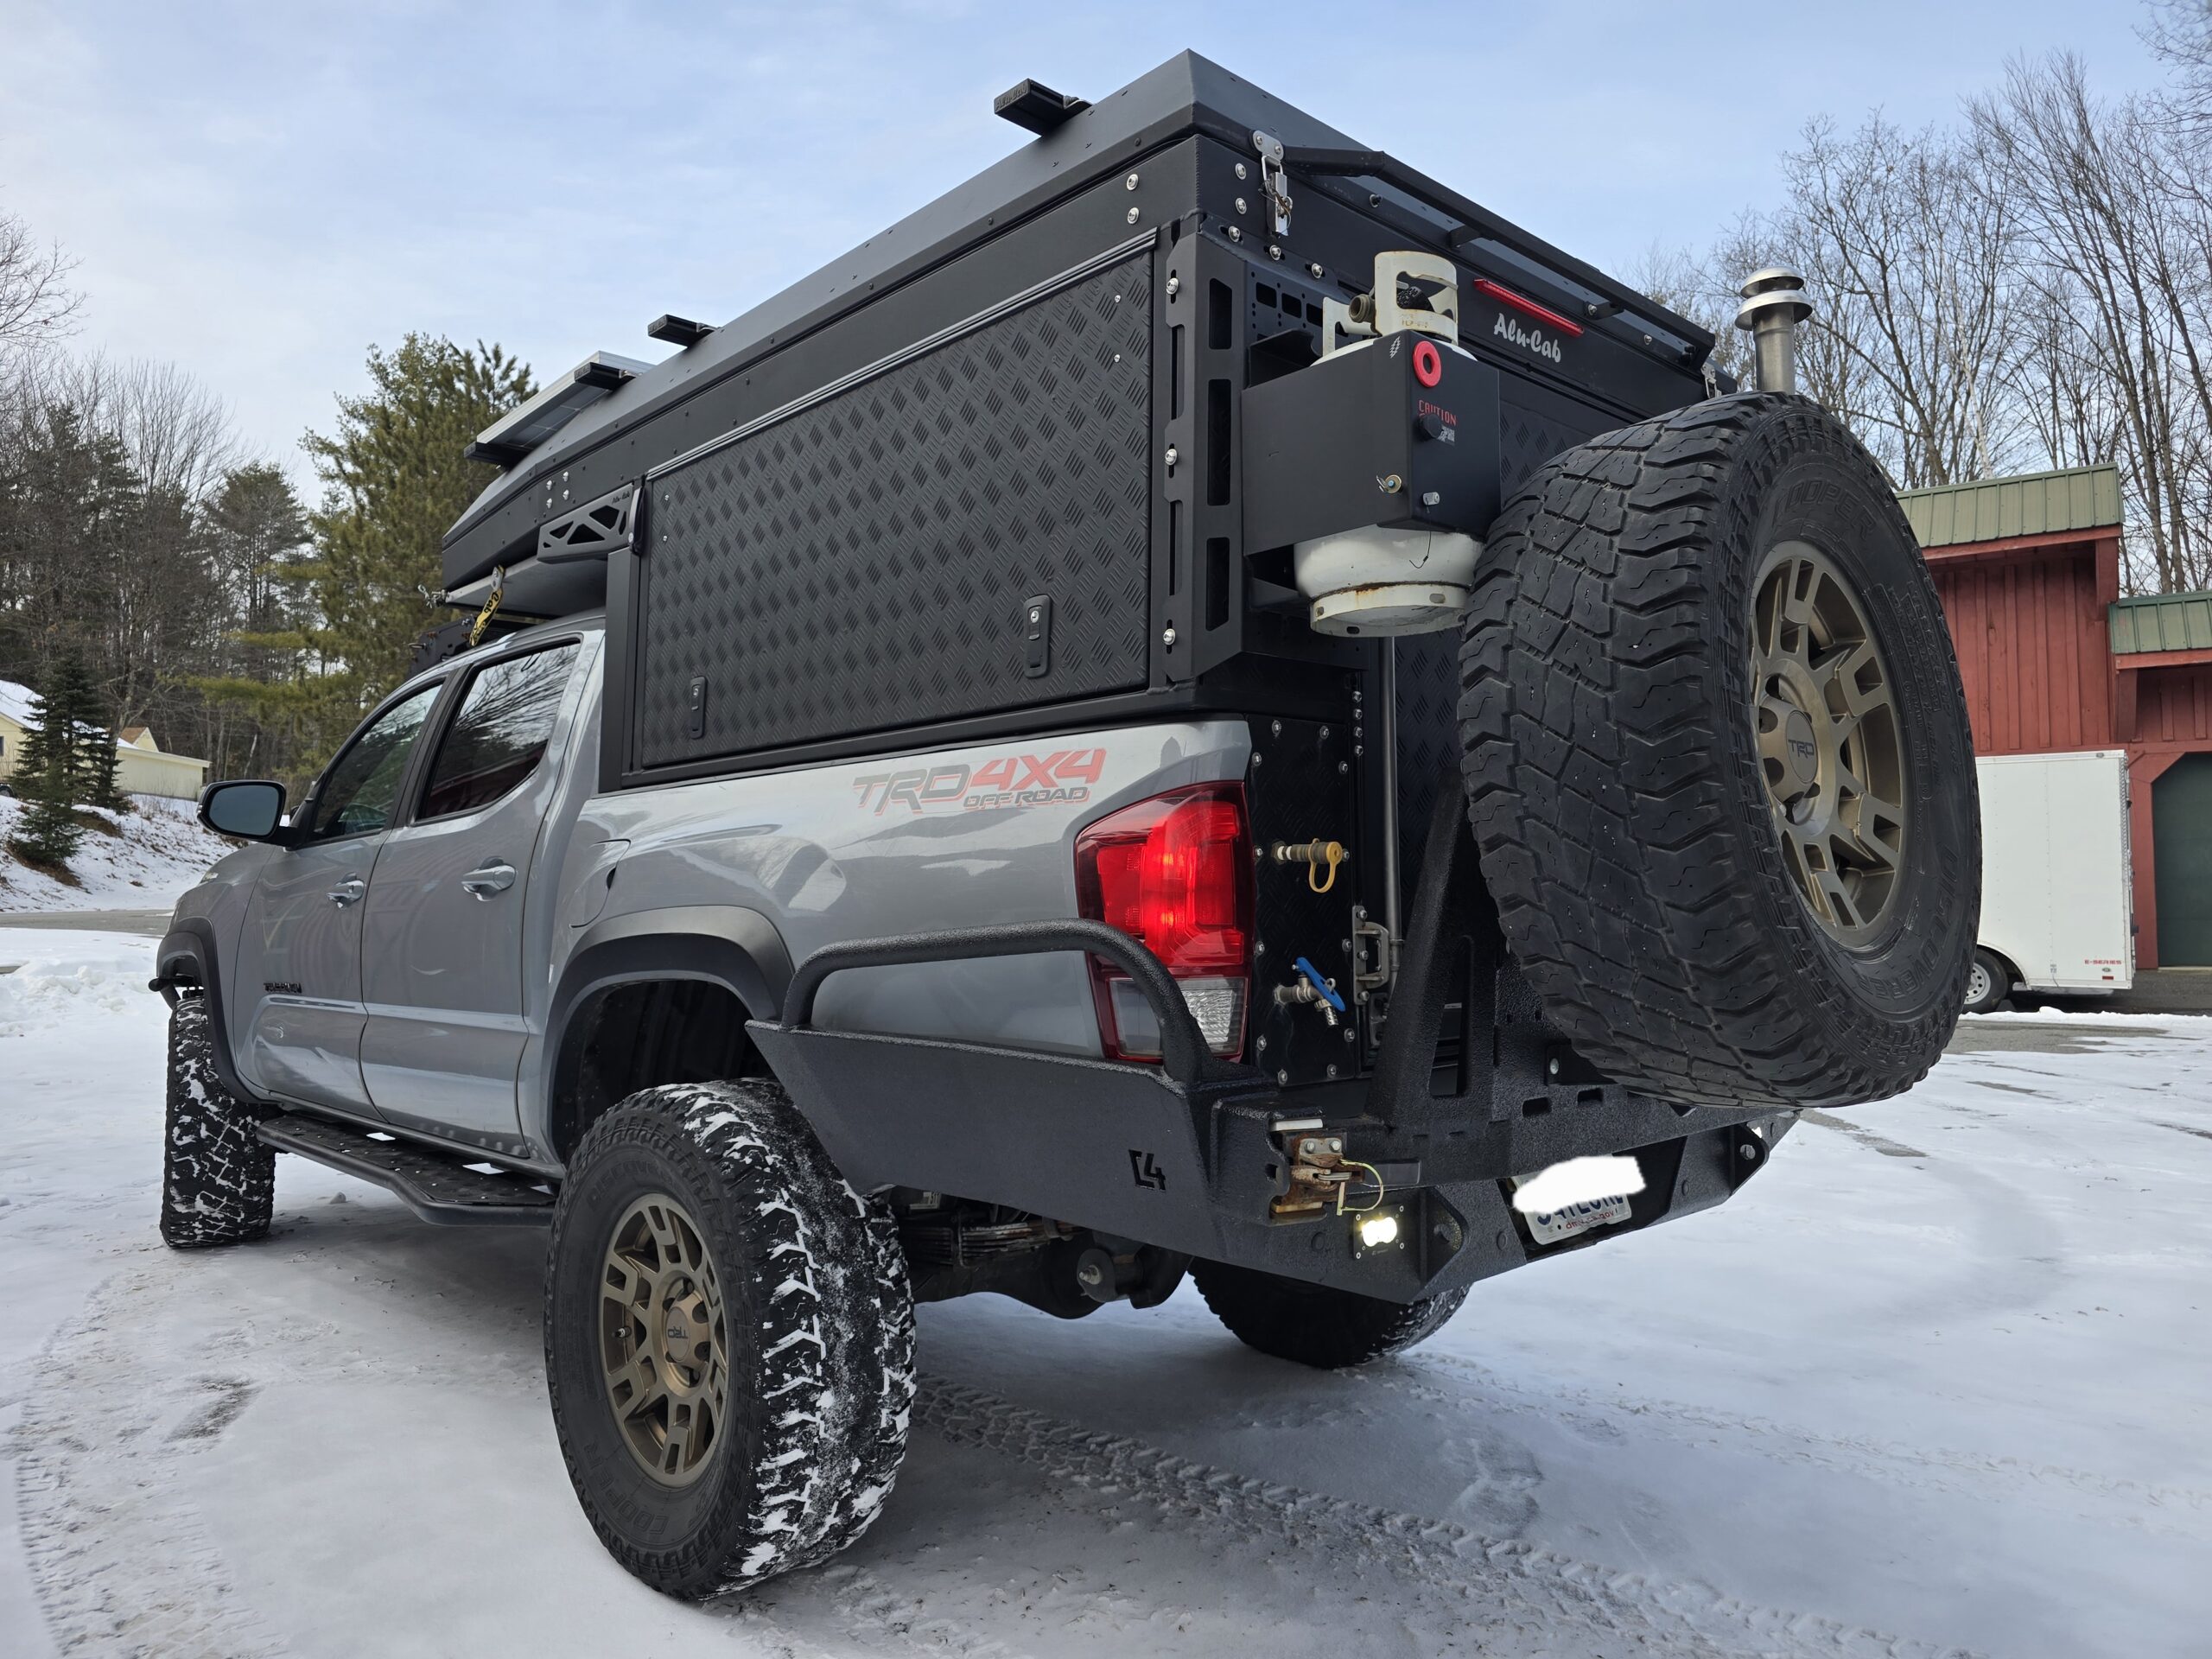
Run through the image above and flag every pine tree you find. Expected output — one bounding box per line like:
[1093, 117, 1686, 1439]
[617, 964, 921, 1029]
[86, 707, 124, 812]
[192, 462, 319, 782]
[4, 672, 86, 868]
[292, 337, 531, 771]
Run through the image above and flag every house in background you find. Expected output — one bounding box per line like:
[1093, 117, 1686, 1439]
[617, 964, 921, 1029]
[0, 680, 210, 802]
[1900, 465, 2212, 968]
[113, 727, 212, 799]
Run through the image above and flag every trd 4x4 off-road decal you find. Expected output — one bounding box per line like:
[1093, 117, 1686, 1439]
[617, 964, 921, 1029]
[852, 747, 1107, 816]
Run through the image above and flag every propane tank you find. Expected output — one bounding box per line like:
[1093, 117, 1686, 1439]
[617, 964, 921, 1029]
[1294, 526, 1479, 635]
[1294, 251, 1481, 637]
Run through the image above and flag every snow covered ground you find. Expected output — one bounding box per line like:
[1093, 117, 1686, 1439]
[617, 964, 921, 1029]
[2, 928, 2207, 1659]
[0, 795, 232, 912]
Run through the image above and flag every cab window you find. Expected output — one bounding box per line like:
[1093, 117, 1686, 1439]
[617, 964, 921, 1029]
[306, 683, 439, 842]
[417, 643, 581, 820]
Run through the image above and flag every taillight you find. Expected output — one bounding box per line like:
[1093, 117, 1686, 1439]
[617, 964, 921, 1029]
[1074, 784, 1253, 1061]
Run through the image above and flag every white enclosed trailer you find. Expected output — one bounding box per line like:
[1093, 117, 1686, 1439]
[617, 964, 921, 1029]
[1967, 749, 2134, 1012]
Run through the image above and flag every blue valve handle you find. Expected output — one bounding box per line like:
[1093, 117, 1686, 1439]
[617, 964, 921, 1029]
[1292, 955, 1346, 1014]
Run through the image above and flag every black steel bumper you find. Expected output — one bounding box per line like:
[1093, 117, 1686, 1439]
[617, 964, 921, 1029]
[747, 796, 1791, 1305]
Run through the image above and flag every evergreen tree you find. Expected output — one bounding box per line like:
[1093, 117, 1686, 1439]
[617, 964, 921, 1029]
[3, 667, 87, 868]
[293, 337, 531, 769]
[193, 462, 319, 782]
[86, 705, 124, 812]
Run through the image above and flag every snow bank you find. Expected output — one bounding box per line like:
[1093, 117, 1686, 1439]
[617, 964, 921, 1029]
[0, 794, 232, 912]
[0, 933, 156, 1036]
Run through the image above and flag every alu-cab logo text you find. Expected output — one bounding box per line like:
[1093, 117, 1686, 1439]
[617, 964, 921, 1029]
[1493, 311, 1564, 364]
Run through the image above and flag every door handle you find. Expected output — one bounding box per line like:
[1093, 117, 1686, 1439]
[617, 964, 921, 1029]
[328, 875, 366, 906]
[461, 861, 518, 899]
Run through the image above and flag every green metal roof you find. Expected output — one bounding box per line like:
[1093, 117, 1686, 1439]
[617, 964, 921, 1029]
[2111, 592, 2212, 656]
[1897, 464, 2123, 550]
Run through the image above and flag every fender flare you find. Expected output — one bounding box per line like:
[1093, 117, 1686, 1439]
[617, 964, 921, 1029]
[151, 919, 264, 1105]
[538, 905, 794, 1159]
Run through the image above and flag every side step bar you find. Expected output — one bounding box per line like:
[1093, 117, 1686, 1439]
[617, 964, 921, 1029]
[258, 1113, 557, 1227]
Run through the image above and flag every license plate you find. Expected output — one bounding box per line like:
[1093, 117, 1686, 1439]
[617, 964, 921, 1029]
[1519, 1191, 1633, 1245]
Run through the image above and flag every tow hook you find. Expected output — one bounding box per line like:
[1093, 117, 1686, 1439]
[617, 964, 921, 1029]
[1274, 956, 1346, 1027]
[1268, 1118, 1385, 1221]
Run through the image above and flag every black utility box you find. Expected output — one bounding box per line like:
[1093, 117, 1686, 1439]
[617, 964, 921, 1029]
[1243, 332, 1503, 554]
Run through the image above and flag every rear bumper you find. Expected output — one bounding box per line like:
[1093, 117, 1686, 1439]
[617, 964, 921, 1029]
[748, 885, 1790, 1305]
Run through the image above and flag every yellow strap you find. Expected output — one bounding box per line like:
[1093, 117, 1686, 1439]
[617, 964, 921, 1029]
[467, 570, 505, 647]
[1308, 840, 1345, 893]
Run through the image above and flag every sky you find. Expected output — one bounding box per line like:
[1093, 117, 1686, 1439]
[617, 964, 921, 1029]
[0, 1, 2179, 481]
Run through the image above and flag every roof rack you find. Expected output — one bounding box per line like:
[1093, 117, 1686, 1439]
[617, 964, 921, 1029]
[465, 352, 656, 469]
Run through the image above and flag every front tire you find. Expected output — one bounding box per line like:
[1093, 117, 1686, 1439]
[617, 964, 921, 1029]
[159, 995, 275, 1249]
[1192, 1259, 1467, 1369]
[543, 1081, 914, 1598]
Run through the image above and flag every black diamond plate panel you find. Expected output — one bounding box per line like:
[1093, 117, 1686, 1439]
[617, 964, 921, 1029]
[1394, 395, 1607, 887]
[634, 255, 1153, 768]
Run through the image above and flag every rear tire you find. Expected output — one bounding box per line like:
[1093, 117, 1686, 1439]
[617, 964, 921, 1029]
[159, 995, 275, 1249]
[543, 1080, 914, 1598]
[1458, 392, 1978, 1109]
[1962, 949, 2011, 1014]
[1191, 1259, 1466, 1369]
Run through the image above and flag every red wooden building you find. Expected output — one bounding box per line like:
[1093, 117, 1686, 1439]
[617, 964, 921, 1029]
[1900, 465, 2212, 967]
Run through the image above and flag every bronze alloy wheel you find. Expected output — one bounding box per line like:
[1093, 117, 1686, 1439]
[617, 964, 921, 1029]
[600, 1193, 729, 1486]
[1751, 541, 1908, 946]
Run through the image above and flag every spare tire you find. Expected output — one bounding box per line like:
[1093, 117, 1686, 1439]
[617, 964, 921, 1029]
[1457, 392, 1977, 1109]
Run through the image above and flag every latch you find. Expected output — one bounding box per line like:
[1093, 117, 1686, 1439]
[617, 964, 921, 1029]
[1267, 1119, 1385, 1221]
[1253, 130, 1292, 234]
[1351, 907, 1395, 1004]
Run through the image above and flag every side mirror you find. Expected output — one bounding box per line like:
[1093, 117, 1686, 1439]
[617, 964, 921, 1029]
[200, 779, 289, 842]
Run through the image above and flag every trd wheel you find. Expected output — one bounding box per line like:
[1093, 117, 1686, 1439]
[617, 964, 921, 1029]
[599, 1192, 730, 1486]
[1458, 392, 1980, 1109]
[543, 1081, 914, 1598]
[1962, 949, 2011, 1015]
[1191, 1259, 1466, 1369]
[160, 994, 275, 1249]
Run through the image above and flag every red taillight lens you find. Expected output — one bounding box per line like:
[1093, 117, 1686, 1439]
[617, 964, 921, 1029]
[1075, 784, 1253, 1060]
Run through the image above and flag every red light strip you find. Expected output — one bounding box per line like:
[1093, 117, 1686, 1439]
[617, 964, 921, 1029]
[1471, 277, 1585, 337]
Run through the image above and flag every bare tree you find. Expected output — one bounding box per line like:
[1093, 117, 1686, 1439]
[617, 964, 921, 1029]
[1972, 54, 2212, 591]
[1643, 118, 2023, 496]
[1766, 115, 2029, 488]
[0, 209, 79, 370]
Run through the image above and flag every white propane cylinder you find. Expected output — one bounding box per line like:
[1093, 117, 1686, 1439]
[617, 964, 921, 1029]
[1293, 525, 1480, 635]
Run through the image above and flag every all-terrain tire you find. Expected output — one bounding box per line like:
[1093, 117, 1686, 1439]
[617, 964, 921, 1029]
[1192, 1259, 1467, 1369]
[1458, 392, 1978, 1109]
[543, 1080, 915, 1598]
[159, 994, 275, 1249]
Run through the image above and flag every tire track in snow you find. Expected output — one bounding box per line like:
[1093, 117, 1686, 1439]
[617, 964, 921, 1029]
[910, 1377, 1980, 1659]
[12, 1264, 284, 1659]
[1401, 1351, 2212, 1524]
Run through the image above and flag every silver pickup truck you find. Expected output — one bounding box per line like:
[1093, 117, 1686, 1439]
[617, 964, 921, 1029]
[149, 53, 1979, 1600]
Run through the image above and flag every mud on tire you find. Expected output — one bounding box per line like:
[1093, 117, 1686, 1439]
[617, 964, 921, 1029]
[1192, 1259, 1467, 1370]
[543, 1080, 915, 1598]
[159, 994, 275, 1249]
[1458, 392, 1978, 1109]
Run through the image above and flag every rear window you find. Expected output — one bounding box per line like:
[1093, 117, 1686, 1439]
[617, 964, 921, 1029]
[418, 643, 580, 820]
